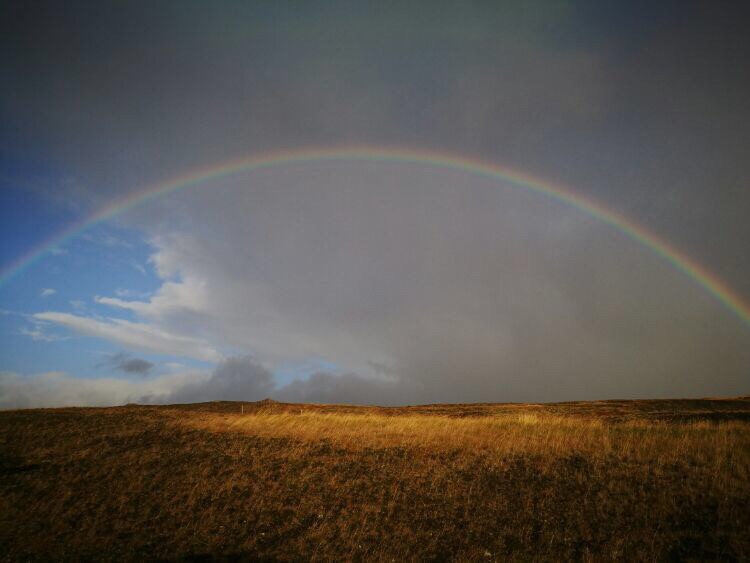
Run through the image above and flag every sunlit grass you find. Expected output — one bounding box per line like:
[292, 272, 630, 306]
[179, 409, 749, 474]
[3, 400, 749, 560]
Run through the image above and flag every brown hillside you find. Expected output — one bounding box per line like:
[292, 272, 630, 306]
[1, 398, 749, 561]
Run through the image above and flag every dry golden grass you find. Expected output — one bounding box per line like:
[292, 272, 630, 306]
[1, 398, 749, 561]
[184, 409, 746, 465]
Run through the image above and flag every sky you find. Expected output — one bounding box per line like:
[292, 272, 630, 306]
[1, 0, 748, 408]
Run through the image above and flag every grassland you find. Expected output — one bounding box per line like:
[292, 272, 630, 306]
[1, 398, 749, 561]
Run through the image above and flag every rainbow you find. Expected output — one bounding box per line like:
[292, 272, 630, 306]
[2, 146, 749, 327]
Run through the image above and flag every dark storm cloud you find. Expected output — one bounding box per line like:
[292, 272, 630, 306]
[2, 2, 748, 253]
[153, 356, 401, 406]
[164, 356, 275, 404]
[2, 1, 749, 404]
[100, 352, 154, 376]
[277, 372, 400, 406]
[116, 163, 747, 404]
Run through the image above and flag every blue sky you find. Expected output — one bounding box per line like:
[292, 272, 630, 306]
[1, 222, 181, 377]
[1, 212, 341, 393]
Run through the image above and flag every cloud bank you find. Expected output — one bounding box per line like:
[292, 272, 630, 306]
[0, 357, 397, 409]
[33, 162, 750, 406]
[0, 369, 207, 409]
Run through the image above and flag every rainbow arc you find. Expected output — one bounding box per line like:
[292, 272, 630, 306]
[2, 146, 748, 328]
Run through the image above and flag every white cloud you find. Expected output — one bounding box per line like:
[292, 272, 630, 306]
[129, 261, 147, 275]
[114, 288, 151, 299]
[40, 288, 56, 298]
[34, 311, 221, 362]
[19, 325, 66, 342]
[0, 370, 209, 409]
[96, 278, 208, 317]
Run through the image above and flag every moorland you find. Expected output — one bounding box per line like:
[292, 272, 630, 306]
[1, 397, 749, 561]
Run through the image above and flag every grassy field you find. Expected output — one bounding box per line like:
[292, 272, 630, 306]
[1, 398, 749, 561]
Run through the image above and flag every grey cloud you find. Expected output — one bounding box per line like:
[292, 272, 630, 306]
[102, 352, 154, 376]
[3, 2, 747, 292]
[122, 164, 749, 403]
[118, 358, 153, 375]
[276, 372, 406, 407]
[157, 356, 405, 406]
[164, 356, 275, 404]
